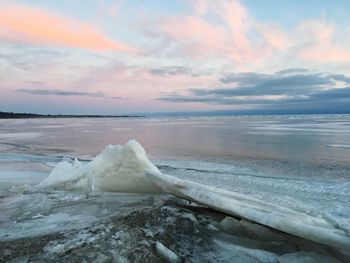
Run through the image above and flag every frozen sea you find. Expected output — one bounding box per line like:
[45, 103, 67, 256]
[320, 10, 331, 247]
[0, 114, 349, 259]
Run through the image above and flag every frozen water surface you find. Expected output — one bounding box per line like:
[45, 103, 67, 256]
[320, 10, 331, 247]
[0, 115, 349, 261]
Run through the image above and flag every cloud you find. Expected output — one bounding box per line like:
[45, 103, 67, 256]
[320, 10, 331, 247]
[16, 88, 104, 98]
[150, 66, 192, 76]
[219, 72, 270, 85]
[158, 69, 350, 112]
[146, 1, 350, 67]
[149, 66, 207, 77]
[0, 2, 132, 52]
[256, 23, 290, 51]
[152, 0, 260, 63]
[217, 72, 335, 96]
[296, 20, 350, 64]
[275, 68, 309, 75]
[24, 80, 46, 85]
[111, 96, 129, 100]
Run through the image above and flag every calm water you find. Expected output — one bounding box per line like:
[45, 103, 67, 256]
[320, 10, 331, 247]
[0, 114, 349, 178]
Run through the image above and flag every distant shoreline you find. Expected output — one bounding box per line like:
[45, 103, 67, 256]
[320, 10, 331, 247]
[0, 111, 145, 119]
[1, 110, 349, 119]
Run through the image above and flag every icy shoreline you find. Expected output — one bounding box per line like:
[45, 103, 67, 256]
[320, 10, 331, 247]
[35, 140, 350, 250]
[1, 140, 350, 262]
[146, 170, 350, 251]
[1, 192, 347, 263]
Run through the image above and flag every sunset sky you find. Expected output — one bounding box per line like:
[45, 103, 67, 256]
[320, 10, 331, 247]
[1, 0, 350, 114]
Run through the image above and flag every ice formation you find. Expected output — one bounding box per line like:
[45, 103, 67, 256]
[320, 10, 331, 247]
[39, 140, 350, 251]
[38, 140, 161, 193]
[145, 170, 350, 251]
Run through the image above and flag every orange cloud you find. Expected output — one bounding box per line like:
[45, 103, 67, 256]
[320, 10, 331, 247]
[0, 2, 132, 52]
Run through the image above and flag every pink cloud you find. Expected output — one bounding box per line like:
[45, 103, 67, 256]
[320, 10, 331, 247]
[154, 0, 274, 65]
[161, 16, 229, 56]
[1, 61, 221, 113]
[256, 23, 290, 51]
[153, 1, 350, 67]
[0, 2, 132, 52]
[296, 20, 350, 64]
[301, 46, 350, 63]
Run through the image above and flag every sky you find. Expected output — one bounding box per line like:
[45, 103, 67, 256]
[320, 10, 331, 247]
[0, 0, 350, 115]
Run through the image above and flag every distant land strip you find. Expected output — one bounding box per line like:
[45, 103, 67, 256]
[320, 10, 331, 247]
[0, 111, 145, 119]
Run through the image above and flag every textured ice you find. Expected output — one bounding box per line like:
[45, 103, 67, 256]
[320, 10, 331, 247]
[156, 158, 350, 238]
[0, 191, 158, 240]
[37, 139, 350, 251]
[327, 144, 350, 149]
[0, 212, 97, 239]
[0, 171, 47, 184]
[213, 239, 278, 263]
[39, 140, 161, 193]
[38, 159, 90, 191]
[0, 153, 61, 163]
[146, 170, 350, 250]
[0, 132, 42, 139]
[276, 251, 341, 263]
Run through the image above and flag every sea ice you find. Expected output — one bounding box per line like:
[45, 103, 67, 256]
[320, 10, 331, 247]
[0, 132, 42, 140]
[39, 140, 162, 193]
[276, 251, 341, 263]
[38, 140, 350, 252]
[38, 159, 90, 191]
[327, 144, 350, 149]
[145, 170, 350, 251]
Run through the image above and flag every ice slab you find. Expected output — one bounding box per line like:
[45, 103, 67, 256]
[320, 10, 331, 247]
[145, 170, 350, 250]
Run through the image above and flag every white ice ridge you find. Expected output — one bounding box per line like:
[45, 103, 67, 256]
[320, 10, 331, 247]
[145, 170, 350, 251]
[39, 140, 350, 250]
[38, 140, 161, 193]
